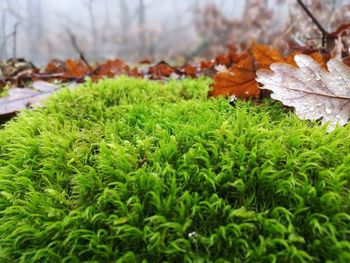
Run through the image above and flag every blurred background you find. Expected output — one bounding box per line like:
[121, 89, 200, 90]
[0, 0, 349, 65]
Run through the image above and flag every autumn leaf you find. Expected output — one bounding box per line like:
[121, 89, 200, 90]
[215, 54, 232, 67]
[199, 59, 215, 70]
[147, 61, 176, 79]
[256, 54, 350, 131]
[209, 43, 329, 100]
[64, 59, 89, 78]
[182, 65, 197, 77]
[45, 59, 89, 79]
[199, 59, 217, 77]
[138, 58, 152, 64]
[93, 59, 138, 80]
[209, 54, 260, 98]
[209, 44, 282, 99]
[0, 58, 37, 78]
[284, 51, 328, 68]
[252, 43, 284, 69]
[45, 59, 66, 74]
[330, 23, 350, 37]
[252, 43, 327, 69]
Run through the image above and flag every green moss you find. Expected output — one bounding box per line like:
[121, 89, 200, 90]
[0, 84, 10, 98]
[0, 77, 349, 262]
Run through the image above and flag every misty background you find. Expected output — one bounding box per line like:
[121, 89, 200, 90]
[0, 0, 348, 65]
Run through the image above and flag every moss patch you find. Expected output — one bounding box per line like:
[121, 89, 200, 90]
[0, 77, 350, 262]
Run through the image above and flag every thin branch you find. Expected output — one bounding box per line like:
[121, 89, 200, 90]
[138, 0, 146, 57]
[66, 29, 92, 70]
[87, 0, 98, 61]
[297, 0, 330, 47]
[1, 10, 7, 60]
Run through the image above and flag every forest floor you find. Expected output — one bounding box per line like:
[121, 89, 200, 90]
[0, 77, 349, 262]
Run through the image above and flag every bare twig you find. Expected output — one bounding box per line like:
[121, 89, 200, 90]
[1, 10, 6, 60]
[138, 0, 146, 57]
[297, 0, 330, 47]
[86, 0, 98, 61]
[66, 29, 92, 70]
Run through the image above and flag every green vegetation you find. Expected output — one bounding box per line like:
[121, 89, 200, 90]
[0, 84, 10, 98]
[0, 77, 349, 262]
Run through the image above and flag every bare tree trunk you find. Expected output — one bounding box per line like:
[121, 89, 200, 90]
[1, 11, 7, 60]
[119, 0, 130, 43]
[12, 22, 18, 58]
[138, 0, 146, 57]
[87, 0, 98, 61]
[174, 0, 179, 25]
[243, 0, 251, 18]
[103, 0, 111, 28]
[194, 0, 199, 8]
[26, 0, 43, 61]
[2, 0, 21, 61]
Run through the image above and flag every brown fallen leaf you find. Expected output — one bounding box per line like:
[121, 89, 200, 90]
[209, 54, 260, 99]
[45, 59, 66, 74]
[256, 54, 350, 131]
[209, 44, 313, 99]
[92, 59, 138, 81]
[284, 51, 328, 69]
[252, 43, 284, 69]
[0, 58, 37, 78]
[181, 65, 197, 78]
[147, 61, 177, 79]
[64, 59, 89, 78]
[253, 43, 328, 69]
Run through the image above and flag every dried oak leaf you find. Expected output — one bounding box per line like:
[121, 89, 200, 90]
[64, 59, 89, 78]
[284, 51, 328, 69]
[253, 43, 327, 69]
[200, 59, 215, 70]
[138, 58, 152, 64]
[252, 43, 284, 69]
[45, 59, 89, 79]
[147, 61, 176, 79]
[92, 59, 138, 81]
[45, 59, 66, 74]
[209, 44, 293, 99]
[182, 65, 197, 78]
[199, 59, 217, 77]
[214, 45, 241, 68]
[209, 54, 260, 99]
[256, 54, 350, 131]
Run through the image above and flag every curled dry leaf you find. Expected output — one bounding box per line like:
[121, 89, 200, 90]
[256, 54, 350, 131]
